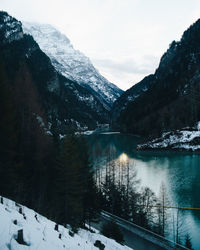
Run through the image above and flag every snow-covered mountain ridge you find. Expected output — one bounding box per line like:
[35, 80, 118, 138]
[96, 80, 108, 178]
[0, 196, 132, 250]
[0, 11, 110, 132]
[23, 22, 123, 110]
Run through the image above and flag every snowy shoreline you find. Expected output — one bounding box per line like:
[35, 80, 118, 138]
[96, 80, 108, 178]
[137, 123, 200, 152]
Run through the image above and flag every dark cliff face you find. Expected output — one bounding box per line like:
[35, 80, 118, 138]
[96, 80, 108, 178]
[111, 74, 154, 126]
[0, 12, 109, 133]
[113, 19, 200, 137]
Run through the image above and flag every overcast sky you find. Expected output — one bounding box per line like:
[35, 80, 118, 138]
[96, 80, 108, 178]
[1, 0, 200, 90]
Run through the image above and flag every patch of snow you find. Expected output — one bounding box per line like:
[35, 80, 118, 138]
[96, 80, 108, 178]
[196, 121, 200, 131]
[70, 119, 89, 131]
[101, 132, 120, 135]
[75, 130, 94, 136]
[36, 115, 45, 128]
[78, 95, 94, 103]
[83, 130, 94, 135]
[59, 134, 66, 139]
[46, 131, 53, 136]
[34, 114, 53, 136]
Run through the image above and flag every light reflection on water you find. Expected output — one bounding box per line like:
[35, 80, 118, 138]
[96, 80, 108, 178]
[119, 153, 128, 163]
[87, 133, 200, 250]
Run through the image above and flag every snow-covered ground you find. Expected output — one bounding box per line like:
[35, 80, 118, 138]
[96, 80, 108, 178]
[137, 122, 200, 151]
[100, 132, 120, 135]
[75, 130, 94, 136]
[0, 197, 132, 250]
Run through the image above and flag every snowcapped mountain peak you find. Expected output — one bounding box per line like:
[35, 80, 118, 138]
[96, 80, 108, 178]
[23, 22, 123, 110]
[24, 22, 71, 45]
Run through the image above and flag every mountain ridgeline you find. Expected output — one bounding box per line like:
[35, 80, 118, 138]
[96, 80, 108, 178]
[1, 10, 200, 139]
[0, 11, 121, 134]
[112, 19, 200, 137]
[0, 11, 101, 230]
[23, 22, 123, 111]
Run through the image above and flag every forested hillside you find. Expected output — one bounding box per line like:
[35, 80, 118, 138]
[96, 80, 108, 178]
[114, 19, 200, 138]
[0, 11, 110, 135]
[0, 11, 101, 231]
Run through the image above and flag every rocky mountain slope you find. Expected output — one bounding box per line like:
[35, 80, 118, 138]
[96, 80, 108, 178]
[114, 19, 200, 137]
[23, 22, 123, 110]
[0, 11, 109, 133]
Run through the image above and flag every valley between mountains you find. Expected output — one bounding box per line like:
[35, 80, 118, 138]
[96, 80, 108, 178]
[1, 9, 200, 250]
[2, 11, 200, 150]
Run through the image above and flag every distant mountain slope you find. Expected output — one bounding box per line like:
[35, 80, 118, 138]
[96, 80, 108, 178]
[23, 22, 123, 110]
[0, 11, 109, 132]
[115, 19, 200, 137]
[111, 74, 154, 125]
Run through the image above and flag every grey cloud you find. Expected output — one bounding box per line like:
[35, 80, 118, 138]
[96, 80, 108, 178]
[93, 56, 158, 75]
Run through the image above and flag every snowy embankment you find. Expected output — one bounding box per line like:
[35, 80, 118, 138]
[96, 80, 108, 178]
[0, 197, 132, 250]
[137, 122, 200, 151]
[75, 130, 94, 136]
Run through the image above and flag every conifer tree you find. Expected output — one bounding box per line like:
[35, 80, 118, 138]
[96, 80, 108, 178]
[55, 134, 99, 231]
[185, 233, 193, 250]
[0, 61, 17, 198]
[79, 136, 100, 226]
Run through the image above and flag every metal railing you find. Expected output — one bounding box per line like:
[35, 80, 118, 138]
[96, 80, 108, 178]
[101, 210, 188, 250]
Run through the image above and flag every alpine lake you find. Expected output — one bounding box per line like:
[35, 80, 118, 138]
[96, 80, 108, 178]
[86, 132, 200, 250]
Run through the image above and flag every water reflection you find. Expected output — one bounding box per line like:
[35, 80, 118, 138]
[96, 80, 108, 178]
[119, 153, 128, 163]
[87, 133, 200, 250]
